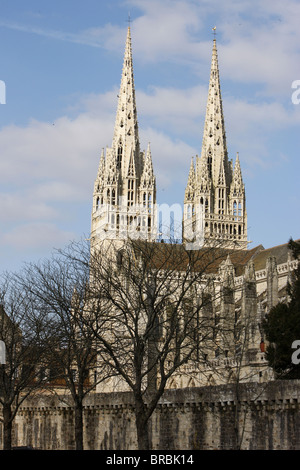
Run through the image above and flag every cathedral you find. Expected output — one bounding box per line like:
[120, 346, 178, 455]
[91, 26, 248, 251]
[90, 26, 297, 389]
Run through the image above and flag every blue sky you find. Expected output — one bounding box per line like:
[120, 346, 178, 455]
[0, 0, 299, 273]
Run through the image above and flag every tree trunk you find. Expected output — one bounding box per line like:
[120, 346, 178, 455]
[74, 401, 84, 450]
[3, 403, 13, 450]
[134, 397, 150, 450]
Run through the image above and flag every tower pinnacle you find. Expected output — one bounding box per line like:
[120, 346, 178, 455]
[91, 27, 156, 245]
[183, 36, 248, 250]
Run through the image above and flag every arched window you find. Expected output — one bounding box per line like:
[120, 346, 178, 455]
[148, 193, 152, 213]
[238, 202, 242, 216]
[116, 249, 124, 267]
[207, 152, 212, 177]
[127, 179, 134, 206]
[233, 201, 237, 216]
[117, 143, 123, 169]
[205, 198, 209, 214]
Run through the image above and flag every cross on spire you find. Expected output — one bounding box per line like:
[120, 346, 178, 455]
[212, 26, 217, 40]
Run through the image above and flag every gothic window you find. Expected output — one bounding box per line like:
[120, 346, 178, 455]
[117, 143, 123, 169]
[207, 152, 212, 178]
[107, 189, 110, 204]
[238, 202, 242, 216]
[218, 189, 224, 214]
[116, 249, 124, 267]
[96, 197, 100, 210]
[148, 193, 152, 213]
[233, 201, 237, 216]
[143, 192, 147, 206]
[112, 189, 116, 206]
[205, 199, 209, 213]
[127, 179, 134, 206]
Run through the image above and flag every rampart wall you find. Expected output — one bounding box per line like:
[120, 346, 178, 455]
[2, 380, 300, 450]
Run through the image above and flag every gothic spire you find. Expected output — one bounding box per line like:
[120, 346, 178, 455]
[112, 26, 140, 179]
[183, 33, 248, 250]
[91, 27, 157, 244]
[184, 157, 196, 202]
[200, 38, 230, 188]
[140, 143, 155, 190]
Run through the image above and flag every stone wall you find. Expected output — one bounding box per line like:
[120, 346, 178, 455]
[2, 380, 300, 450]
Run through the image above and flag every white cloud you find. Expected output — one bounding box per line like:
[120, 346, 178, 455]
[0, 222, 75, 251]
[2, 0, 300, 96]
[0, 0, 299, 263]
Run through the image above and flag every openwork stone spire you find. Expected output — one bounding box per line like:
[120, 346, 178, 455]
[91, 27, 156, 245]
[183, 36, 248, 250]
[112, 26, 141, 179]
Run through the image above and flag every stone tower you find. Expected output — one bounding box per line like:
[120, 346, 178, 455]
[183, 38, 248, 250]
[91, 26, 157, 248]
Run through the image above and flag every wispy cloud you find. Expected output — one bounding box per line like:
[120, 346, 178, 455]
[0, 19, 124, 49]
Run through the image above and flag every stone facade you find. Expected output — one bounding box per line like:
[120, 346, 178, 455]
[5, 380, 300, 450]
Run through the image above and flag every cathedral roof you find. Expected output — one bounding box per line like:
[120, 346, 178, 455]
[250, 239, 299, 272]
[126, 238, 298, 278]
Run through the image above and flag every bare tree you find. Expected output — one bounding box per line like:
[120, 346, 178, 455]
[14, 247, 114, 450]
[78, 237, 230, 450]
[0, 273, 51, 450]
